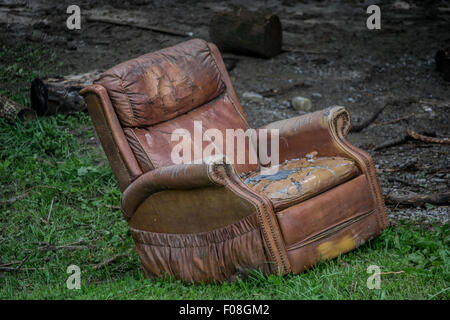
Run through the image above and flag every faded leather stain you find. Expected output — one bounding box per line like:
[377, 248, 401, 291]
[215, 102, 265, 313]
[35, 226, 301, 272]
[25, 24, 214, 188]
[317, 235, 356, 260]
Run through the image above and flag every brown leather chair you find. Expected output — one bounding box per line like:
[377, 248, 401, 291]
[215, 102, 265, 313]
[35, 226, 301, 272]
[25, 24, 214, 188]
[81, 39, 388, 283]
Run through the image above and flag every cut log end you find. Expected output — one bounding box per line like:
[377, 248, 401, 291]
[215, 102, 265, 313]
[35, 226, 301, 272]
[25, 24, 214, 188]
[209, 9, 282, 58]
[0, 94, 37, 123]
[17, 108, 37, 121]
[30, 78, 48, 116]
[263, 14, 283, 58]
[30, 71, 102, 117]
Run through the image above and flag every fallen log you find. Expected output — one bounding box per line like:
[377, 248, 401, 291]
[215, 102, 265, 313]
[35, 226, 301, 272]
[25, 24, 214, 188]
[30, 71, 102, 116]
[384, 191, 450, 206]
[0, 94, 37, 122]
[209, 9, 282, 58]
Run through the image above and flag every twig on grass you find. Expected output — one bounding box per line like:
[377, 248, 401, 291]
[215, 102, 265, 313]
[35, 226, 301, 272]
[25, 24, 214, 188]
[0, 256, 30, 272]
[380, 271, 405, 275]
[40, 197, 54, 224]
[0, 189, 31, 206]
[0, 267, 41, 272]
[38, 240, 96, 252]
[15, 255, 29, 271]
[105, 204, 121, 211]
[93, 254, 126, 270]
[0, 260, 21, 267]
[55, 223, 91, 232]
[0, 185, 60, 207]
[38, 244, 95, 251]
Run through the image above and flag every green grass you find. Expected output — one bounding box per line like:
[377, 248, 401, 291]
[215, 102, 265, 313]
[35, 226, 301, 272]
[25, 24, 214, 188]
[0, 40, 449, 300]
[0, 42, 62, 106]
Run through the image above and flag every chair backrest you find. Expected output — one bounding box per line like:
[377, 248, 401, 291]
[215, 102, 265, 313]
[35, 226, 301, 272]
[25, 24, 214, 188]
[86, 39, 258, 189]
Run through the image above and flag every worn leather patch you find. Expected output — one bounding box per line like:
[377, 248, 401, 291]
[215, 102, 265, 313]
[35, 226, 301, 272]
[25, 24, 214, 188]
[96, 39, 225, 127]
[125, 94, 259, 174]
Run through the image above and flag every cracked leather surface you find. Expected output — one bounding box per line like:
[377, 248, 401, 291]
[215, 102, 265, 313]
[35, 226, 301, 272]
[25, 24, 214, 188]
[244, 154, 359, 210]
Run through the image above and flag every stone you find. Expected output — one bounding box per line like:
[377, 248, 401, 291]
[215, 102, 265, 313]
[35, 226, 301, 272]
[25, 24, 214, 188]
[242, 91, 264, 104]
[291, 96, 312, 112]
[311, 92, 322, 99]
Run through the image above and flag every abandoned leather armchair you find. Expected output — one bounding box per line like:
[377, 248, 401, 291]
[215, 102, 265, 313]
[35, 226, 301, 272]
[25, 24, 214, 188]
[81, 39, 388, 283]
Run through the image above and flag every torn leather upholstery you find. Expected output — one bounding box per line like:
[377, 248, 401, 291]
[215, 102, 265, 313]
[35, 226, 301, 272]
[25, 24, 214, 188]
[95, 39, 226, 127]
[81, 39, 388, 284]
[244, 156, 360, 210]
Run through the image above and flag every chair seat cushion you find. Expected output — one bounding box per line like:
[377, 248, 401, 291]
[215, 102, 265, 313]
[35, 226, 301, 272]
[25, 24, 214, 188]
[243, 153, 360, 210]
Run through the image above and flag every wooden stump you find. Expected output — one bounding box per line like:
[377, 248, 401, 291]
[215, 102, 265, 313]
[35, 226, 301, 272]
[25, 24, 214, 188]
[209, 9, 282, 58]
[30, 71, 102, 116]
[435, 48, 450, 81]
[0, 94, 36, 122]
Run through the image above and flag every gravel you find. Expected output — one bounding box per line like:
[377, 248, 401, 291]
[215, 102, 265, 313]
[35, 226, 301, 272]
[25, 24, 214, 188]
[388, 206, 449, 225]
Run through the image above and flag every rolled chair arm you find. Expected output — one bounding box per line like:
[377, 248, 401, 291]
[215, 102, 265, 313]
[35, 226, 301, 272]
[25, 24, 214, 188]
[260, 106, 388, 230]
[258, 106, 351, 163]
[120, 158, 292, 274]
[121, 163, 218, 220]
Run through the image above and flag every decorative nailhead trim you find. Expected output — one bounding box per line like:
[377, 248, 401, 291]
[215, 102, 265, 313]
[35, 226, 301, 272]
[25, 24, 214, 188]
[330, 108, 388, 230]
[209, 162, 291, 274]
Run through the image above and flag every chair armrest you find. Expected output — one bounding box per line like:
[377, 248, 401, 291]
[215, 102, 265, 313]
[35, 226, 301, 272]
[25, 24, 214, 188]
[258, 106, 351, 163]
[121, 163, 218, 220]
[260, 106, 388, 230]
[120, 158, 292, 274]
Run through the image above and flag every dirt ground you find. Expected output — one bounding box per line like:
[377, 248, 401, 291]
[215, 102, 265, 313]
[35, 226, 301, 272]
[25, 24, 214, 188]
[1, 0, 449, 224]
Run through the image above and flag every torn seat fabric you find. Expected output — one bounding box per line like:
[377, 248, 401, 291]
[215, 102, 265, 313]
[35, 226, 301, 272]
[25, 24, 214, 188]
[244, 156, 359, 211]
